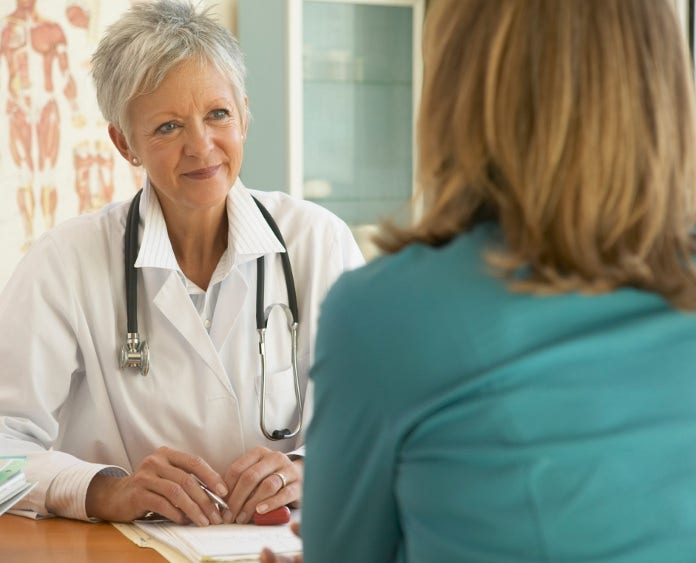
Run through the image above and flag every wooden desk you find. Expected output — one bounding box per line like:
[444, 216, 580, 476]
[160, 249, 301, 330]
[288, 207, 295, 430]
[0, 513, 166, 562]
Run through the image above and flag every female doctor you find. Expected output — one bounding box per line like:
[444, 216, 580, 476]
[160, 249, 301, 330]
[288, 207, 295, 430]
[0, 0, 363, 526]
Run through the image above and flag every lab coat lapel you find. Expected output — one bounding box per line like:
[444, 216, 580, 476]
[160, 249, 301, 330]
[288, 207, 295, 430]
[152, 271, 228, 385]
[209, 180, 287, 350]
[209, 268, 248, 351]
[135, 181, 229, 386]
[135, 178, 285, 390]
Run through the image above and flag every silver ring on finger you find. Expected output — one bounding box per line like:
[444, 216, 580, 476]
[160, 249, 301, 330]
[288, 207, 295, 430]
[271, 471, 287, 489]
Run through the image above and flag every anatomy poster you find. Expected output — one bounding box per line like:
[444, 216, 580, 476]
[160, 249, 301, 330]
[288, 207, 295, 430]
[0, 0, 146, 289]
[0, 1, 689, 292]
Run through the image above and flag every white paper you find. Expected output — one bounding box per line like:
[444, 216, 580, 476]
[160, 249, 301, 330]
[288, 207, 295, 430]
[127, 518, 302, 562]
[0, 482, 38, 516]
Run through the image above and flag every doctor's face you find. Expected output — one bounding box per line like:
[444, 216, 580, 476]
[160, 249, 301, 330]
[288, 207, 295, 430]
[123, 58, 246, 215]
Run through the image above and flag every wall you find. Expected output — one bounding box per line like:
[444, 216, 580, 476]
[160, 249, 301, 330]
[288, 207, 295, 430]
[207, 0, 237, 34]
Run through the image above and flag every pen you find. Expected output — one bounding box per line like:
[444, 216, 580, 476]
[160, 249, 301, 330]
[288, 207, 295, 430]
[192, 474, 230, 511]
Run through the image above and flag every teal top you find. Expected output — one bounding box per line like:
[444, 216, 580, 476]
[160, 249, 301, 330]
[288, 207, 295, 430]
[303, 223, 696, 563]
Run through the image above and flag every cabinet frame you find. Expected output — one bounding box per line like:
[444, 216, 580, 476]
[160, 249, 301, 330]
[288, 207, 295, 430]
[285, 0, 425, 210]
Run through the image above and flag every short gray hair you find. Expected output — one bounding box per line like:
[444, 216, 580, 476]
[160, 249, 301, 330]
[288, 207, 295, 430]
[91, 0, 248, 139]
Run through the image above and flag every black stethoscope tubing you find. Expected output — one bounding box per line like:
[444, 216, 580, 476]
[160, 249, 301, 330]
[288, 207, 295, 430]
[121, 188, 302, 440]
[125, 189, 299, 334]
[252, 197, 299, 330]
[124, 189, 142, 335]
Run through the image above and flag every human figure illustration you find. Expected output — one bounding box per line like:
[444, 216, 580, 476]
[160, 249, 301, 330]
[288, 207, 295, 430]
[0, 0, 84, 251]
[73, 138, 114, 213]
[65, 1, 122, 212]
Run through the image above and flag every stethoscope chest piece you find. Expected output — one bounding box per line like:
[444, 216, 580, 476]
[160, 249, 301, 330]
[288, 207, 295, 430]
[120, 332, 150, 376]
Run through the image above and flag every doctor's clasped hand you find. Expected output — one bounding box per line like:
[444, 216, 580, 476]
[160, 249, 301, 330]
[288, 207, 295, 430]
[87, 447, 302, 526]
[0, 0, 362, 524]
[87, 445, 302, 525]
[86, 447, 230, 525]
[222, 446, 303, 524]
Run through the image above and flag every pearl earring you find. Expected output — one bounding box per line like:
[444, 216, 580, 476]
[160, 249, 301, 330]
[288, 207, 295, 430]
[131, 157, 140, 166]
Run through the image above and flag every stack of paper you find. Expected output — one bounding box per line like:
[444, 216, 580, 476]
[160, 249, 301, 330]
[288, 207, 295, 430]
[115, 516, 302, 562]
[0, 456, 37, 516]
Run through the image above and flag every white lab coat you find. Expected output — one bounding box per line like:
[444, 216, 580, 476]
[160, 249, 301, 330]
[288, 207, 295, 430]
[0, 179, 364, 518]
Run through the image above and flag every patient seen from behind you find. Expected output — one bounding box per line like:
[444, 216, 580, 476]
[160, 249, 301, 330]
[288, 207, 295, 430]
[265, 0, 696, 562]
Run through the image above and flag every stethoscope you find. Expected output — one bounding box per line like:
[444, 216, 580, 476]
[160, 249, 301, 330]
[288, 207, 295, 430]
[119, 189, 304, 441]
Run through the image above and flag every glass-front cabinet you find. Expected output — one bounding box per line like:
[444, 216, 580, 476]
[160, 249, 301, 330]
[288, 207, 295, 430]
[238, 0, 424, 259]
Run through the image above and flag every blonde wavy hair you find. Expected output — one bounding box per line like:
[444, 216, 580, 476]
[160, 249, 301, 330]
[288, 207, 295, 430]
[378, 0, 696, 309]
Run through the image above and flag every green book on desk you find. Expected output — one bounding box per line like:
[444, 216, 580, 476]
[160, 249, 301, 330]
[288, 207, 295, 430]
[0, 456, 37, 516]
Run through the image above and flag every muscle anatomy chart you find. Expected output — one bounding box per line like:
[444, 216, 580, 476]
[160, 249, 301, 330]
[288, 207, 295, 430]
[0, 0, 142, 287]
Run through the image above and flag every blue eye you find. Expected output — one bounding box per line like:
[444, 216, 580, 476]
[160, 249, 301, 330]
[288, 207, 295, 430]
[156, 122, 178, 134]
[210, 108, 231, 120]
